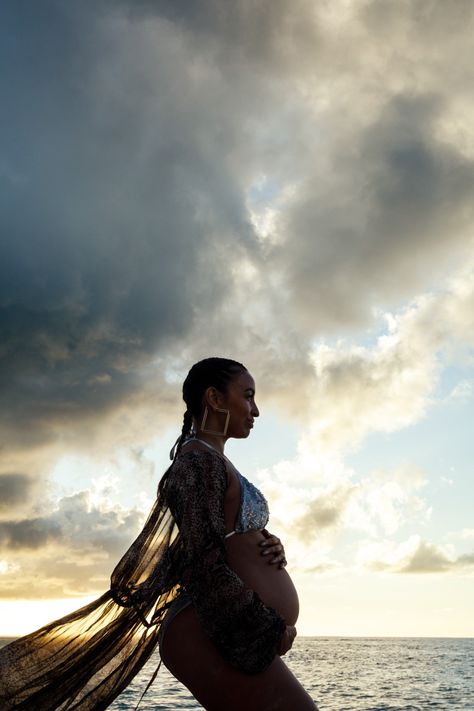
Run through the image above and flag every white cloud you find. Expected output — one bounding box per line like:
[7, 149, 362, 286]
[358, 535, 474, 575]
[296, 269, 474, 455]
[447, 379, 473, 402]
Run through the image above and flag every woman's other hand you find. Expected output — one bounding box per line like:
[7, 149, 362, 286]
[277, 625, 297, 656]
[259, 529, 287, 568]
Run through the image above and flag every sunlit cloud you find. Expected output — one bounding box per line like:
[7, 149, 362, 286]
[359, 536, 474, 575]
[0, 482, 144, 598]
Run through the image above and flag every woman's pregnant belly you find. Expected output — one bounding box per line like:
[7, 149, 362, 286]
[225, 530, 299, 626]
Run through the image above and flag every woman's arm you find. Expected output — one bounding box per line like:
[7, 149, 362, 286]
[167, 450, 286, 674]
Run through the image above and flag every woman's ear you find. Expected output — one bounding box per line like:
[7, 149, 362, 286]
[203, 386, 222, 410]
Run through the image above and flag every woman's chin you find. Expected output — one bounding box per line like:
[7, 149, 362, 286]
[233, 430, 251, 439]
[227, 425, 253, 439]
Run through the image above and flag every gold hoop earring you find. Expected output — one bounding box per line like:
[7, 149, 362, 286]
[201, 406, 230, 437]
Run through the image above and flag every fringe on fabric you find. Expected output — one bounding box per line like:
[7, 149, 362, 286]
[0, 490, 180, 710]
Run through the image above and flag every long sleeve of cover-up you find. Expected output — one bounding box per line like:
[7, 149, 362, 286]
[166, 450, 286, 674]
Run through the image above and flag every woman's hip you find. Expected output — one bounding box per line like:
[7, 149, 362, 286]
[158, 599, 317, 711]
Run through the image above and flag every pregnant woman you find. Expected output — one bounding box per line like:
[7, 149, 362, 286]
[157, 357, 316, 709]
[0, 357, 317, 710]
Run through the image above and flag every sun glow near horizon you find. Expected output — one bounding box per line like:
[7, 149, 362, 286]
[1, 572, 472, 639]
[0, 597, 96, 638]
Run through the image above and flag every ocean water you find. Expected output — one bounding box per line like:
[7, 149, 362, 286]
[1, 636, 473, 710]
[112, 637, 474, 710]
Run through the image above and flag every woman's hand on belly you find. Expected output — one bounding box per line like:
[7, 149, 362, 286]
[259, 529, 287, 569]
[277, 625, 297, 656]
[226, 530, 299, 625]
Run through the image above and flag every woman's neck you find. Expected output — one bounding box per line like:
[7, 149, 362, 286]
[188, 434, 226, 455]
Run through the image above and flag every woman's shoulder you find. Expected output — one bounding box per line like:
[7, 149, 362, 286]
[170, 446, 229, 484]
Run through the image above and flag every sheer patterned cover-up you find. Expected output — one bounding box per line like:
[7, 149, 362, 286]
[0, 449, 286, 710]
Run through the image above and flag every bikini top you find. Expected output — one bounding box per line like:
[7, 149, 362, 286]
[183, 437, 269, 538]
[224, 469, 269, 539]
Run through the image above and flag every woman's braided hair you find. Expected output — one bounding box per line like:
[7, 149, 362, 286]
[170, 357, 247, 460]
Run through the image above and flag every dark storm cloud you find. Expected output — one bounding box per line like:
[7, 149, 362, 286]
[0, 518, 61, 550]
[0, 1, 260, 448]
[109, 0, 319, 70]
[363, 0, 474, 44]
[278, 93, 474, 330]
[0, 473, 36, 510]
[2, 0, 474, 455]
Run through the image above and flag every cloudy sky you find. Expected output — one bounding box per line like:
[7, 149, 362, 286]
[1, 0, 473, 637]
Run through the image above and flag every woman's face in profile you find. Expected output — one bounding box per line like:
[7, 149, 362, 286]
[221, 370, 260, 439]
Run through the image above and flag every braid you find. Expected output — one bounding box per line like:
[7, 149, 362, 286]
[177, 410, 193, 453]
[169, 410, 192, 461]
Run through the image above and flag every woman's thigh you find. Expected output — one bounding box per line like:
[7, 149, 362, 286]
[159, 605, 317, 711]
